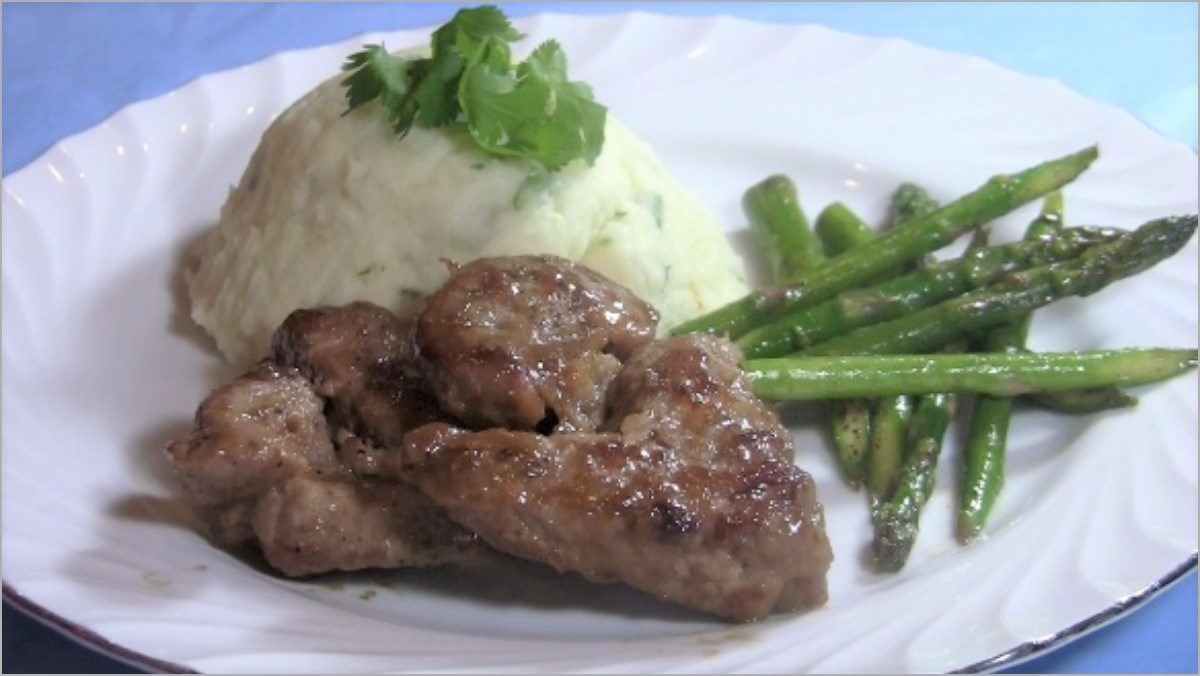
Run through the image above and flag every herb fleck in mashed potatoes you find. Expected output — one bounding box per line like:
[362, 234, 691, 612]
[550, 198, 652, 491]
[187, 70, 748, 363]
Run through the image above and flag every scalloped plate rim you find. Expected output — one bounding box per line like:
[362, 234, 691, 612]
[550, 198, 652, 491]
[2, 11, 1197, 674]
[4, 12, 1197, 179]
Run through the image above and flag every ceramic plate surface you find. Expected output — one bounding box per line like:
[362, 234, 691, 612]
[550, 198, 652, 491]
[3, 12, 1197, 673]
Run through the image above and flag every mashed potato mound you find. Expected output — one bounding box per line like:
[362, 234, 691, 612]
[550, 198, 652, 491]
[187, 68, 749, 363]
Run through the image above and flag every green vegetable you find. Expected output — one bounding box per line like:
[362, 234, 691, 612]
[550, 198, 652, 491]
[871, 390, 956, 571]
[341, 6, 605, 171]
[460, 39, 606, 170]
[670, 147, 1100, 337]
[888, 183, 941, 229]
[745, 349, 1198, 399]
[958, 193, 1063, 543]
[746, 177, 866, 483]
[826, 399, 872, 486]
[867, 395, 913, 499]
[734, 226, 1119, 359]
[812, 201, 874, 487]
[744, 176, 825, 281]
[812, 202, 871, 486]
[1027, 387, 1138, 412]
[864, 186, 948, 506]
[873, 238, 982, 564]
[800, 215, 1198, 357]
[815, 203, 875, 256]
[342, 6, 521, 132]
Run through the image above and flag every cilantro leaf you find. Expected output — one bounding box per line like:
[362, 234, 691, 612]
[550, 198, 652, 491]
[434, 3, 523, 63]
[341, 44, 411, 112]
[459, 39, 606, 171]
[413, 5, 523, 127]
[341, 44, 424, 135]
[340, 6, 604, 171]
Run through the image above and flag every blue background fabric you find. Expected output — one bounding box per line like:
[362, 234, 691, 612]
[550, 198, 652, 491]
[2, 2, 1196, 673]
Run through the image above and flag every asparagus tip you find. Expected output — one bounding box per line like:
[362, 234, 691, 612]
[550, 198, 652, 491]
[871, 505, 917, 572]
[746, 174, 797, 197]
[956, 519, 983, 545]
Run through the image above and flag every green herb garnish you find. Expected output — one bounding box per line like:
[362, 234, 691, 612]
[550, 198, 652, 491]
[341, 5, 606, 171]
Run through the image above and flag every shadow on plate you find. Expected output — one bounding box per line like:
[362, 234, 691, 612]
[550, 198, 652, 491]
[272, 551, 721, 627]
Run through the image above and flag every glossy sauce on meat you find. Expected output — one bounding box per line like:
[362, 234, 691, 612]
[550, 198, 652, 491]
[271, 302, 441, 446]
[167, 310, 483, 577]
[412, 255, 659, 432]
[167, 260, 831, 620]
[604, 335, 796, 464]
[402, 335, 832, 621]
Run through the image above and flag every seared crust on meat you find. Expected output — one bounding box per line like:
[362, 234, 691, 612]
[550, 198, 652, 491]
[413, 255, 658, 432]
[604, 335, 796, 464]
[166, 362, 346, 507]
[402, 335, 831, 621]
[271, 301, 442, 446]
[402, 421, 829, 621]
[167, 260, 831, 618]
[165, 359, 482, 575]
[250, 476, 479, 576]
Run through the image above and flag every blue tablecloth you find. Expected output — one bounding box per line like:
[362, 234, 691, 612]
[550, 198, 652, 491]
[3, 3, 1196, 673]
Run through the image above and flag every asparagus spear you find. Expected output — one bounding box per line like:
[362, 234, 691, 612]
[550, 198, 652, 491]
[958, 193, 1064, 542]
[1028, 387, 1137, 412]
[998, 347, 1136, 412]
[800, 215, 1198, 357]
[744, 176, 825, 282]
[889, 182, 942, 227]
[815, 193, 967, 495]
[815, 202, 875, 256]
[864, 192, 965, 504]
[867, 395, 913, 499]
[827, 399, 872, 486]
[746, 176, 867, 485]
[813, 203, 874, 484]
[872, 390, 956, 571]
[866, 186, 950, 504]
[872, 287, 980, 560]
[735, 226, 1120, 359]
[745, 349, 1198, 399]
[813, 202, 877, 486]
[671, 147, 1100, 337]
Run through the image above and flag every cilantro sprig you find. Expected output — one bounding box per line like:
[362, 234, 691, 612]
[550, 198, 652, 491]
[341, 5, 606, 171]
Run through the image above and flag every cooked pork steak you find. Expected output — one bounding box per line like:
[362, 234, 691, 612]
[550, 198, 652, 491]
[271, 302, 441, 447]
[412, 255, 659, 433]
[604, 335, 796, 464]
[166, 362, 480, 576]
[402, 335, 832, 621]
[166, 362, 345, 508]
[168, 258, 830, 618]
[250, 476, 477, 576]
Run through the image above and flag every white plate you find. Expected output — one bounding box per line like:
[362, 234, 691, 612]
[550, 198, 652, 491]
[3, 12, 1197, 673]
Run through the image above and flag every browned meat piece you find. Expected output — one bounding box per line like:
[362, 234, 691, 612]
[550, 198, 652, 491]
[604, 334, 795, 464]
[413, 255, 659, 433]
[270, 302, 441, 447]
[250, 476, 479, 576]
[165, 362, 346, 507]
[166, 362, 482, 575]
[402, 335, 832, 621]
